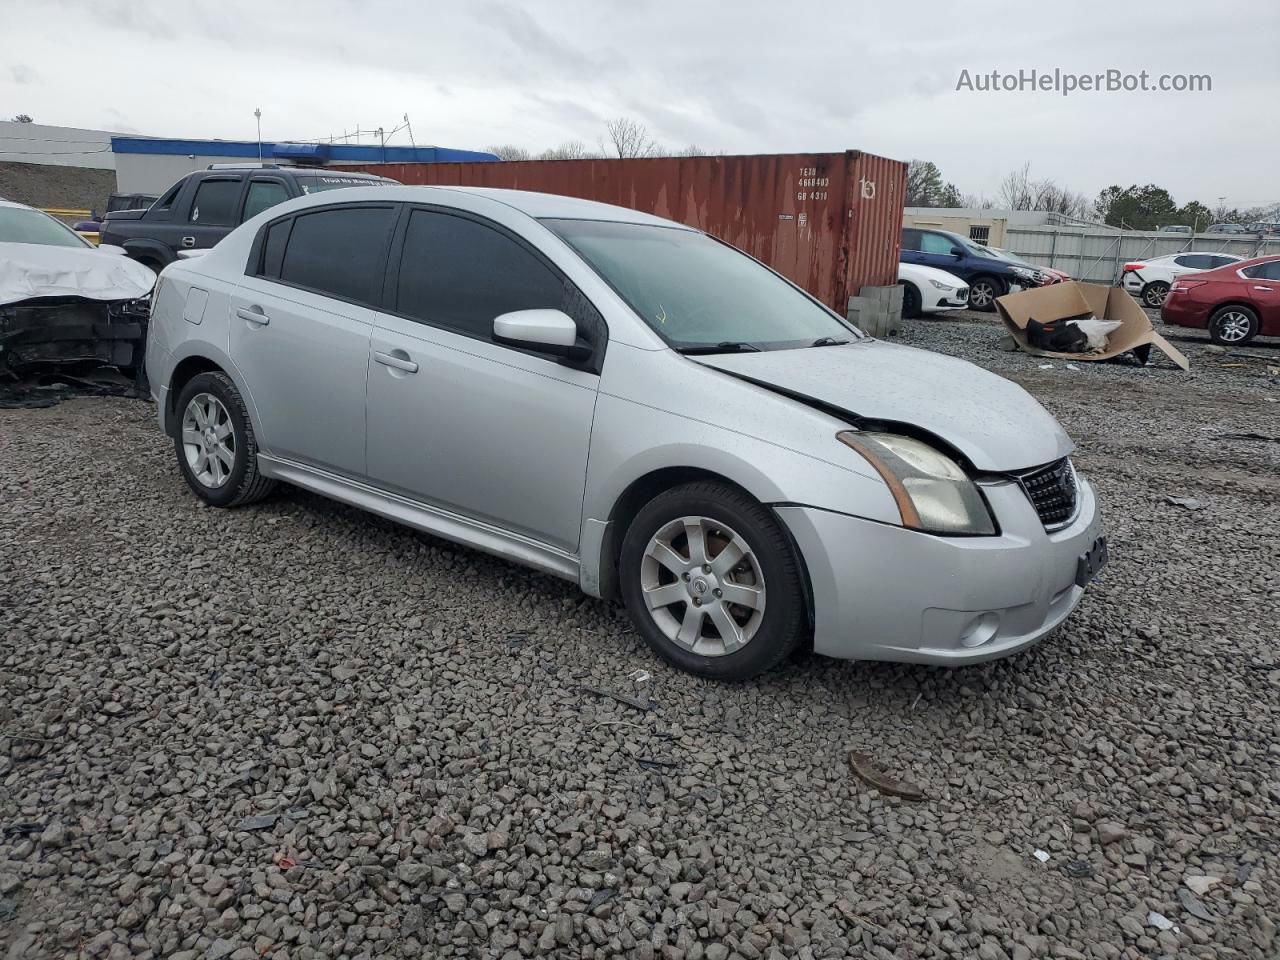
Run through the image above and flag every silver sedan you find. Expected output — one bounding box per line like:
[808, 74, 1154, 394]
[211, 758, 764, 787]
[145, 185, 1105, 679]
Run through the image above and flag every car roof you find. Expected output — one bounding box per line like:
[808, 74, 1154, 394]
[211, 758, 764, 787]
[269, 184, 695, 229]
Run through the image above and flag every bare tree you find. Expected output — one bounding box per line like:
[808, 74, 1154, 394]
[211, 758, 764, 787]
[998, 163, 1034, 210]
[537, 140, 597, 160]
[997, 163, 1091, 218]
[602, 117, 658, 159]
[485, 143, 532, 161]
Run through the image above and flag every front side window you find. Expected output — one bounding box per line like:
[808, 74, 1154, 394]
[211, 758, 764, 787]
[901, 228, 922, 252]
[0, 206, 91, 248]
[189, 179, 241, 226]
[396, 209, 569, 339]
[919, 232, 958, 255]
[277, 206, 395, 305]
[243, 180, 290, 222]
[545, 218, 858, 351]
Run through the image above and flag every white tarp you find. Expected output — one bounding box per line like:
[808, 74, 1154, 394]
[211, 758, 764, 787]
[0, 242, 155, 307]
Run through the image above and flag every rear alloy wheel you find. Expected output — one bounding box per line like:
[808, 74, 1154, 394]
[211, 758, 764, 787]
[619, 482, 806, 679]
[173, 371, 277, 507]
[1208, 305, 1259, 346]
[968, 276, 1000, 312]
[1141, 281, 1170, 308]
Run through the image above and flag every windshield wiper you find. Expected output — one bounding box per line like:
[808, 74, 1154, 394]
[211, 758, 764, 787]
[810, 336, 850, 347]
[675, 341, 762, 355]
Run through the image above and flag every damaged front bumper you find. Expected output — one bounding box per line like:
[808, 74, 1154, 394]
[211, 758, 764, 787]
[0, 295, 150, 379]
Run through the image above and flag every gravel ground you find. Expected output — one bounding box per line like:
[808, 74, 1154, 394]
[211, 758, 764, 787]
[2, 310, 1277, 960]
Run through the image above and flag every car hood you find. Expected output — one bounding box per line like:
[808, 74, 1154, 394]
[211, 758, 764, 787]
[695, 339, 1073, 471]
[0, 242, 155, 307]
[898, 262, 967, 288]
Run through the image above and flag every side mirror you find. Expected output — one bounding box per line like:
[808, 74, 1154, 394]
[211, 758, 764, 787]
[493, 309, 592, 362]
[950, 246, 966, 257]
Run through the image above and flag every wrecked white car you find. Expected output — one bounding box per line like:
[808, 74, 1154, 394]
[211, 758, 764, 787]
[0, 200, 155, 383]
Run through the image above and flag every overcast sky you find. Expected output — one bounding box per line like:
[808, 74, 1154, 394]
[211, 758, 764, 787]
[4, 0, 1277, 209]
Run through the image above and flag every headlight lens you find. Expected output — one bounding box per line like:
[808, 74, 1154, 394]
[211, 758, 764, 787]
[928, 279, 952, 291]
[837, 432, 996, 535]
[1011, 266, 1036, 281]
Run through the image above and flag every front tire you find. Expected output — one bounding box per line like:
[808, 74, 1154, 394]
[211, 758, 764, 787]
[901, 282, 922, 319]
[618, 482, 807, 680]
[173, 372, 276, 507]
[1141, 281, 1170, 308]
[968, 275, 1002, 312]
[1208, 305, 1259, 345]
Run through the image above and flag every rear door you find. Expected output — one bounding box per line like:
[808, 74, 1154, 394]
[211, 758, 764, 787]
[1243, 260, 1280, 332]
[227, 202, 398, 479]
[365, 205, 602, 552]
[183, 175, 244, 250]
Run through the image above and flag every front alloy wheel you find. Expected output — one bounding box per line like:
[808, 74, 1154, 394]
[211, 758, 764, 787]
[969, 278, 999, 311]
[182, 392, 235, 488]
[640, 516, 767, 657]
[619, 481, 806, 679]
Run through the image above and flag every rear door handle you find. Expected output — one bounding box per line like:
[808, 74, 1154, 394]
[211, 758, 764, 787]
[1253, 285, 1273, 291]
[181, 236, 196, 248]
[374, 351, 419, 373]
[236, 306, 269, 325]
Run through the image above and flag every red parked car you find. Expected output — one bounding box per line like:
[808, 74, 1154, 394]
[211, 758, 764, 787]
[1161, 255, 1280, 345]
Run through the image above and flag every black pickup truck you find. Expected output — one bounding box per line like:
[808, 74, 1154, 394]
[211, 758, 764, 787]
[100, 165, 396, 270]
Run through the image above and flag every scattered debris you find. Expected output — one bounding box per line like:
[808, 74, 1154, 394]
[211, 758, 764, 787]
[236, 814, 279, 832]
[627, 669, 651, 683]
[1148, 911, 1176, 931]
[0, 365, 145, 409]
[636, 757, 679, 772]
[1038, 363, 1055, 369]
[1165, 495, 1206, 511]
[587, 888, 616, 911]
[1062, 860, 1093, 878]
[1033, 849, 1051, 863]
[1220, 432, 1279, 444]
[576, 685, 655, 712]
[1184, 875, 1221, 896]
[1178, 887, 1218, 923]
[848, 751, 925, 800]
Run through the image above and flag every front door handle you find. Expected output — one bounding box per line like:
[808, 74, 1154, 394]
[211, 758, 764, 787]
[374, 350, 419, 373]
[1253, 285, 1273, 291]
[181, 236, 196, 248]
[236, 306, 270, 325]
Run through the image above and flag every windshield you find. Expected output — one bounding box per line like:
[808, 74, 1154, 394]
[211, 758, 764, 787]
[0, 206, 91, 248]
[544, 218, 858, 351]
[948, 233, 998, 259]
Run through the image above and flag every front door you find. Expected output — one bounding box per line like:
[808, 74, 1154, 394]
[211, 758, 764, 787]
[227, 203, 398, 479]
[365, 207, 601, 552]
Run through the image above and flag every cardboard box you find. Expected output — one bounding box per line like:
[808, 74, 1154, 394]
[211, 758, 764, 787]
[994, 282, 1189, 371]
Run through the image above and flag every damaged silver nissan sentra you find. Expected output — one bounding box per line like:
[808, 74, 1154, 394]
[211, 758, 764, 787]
[146, 186, 1106, 678]
[0, 200, 154, 382]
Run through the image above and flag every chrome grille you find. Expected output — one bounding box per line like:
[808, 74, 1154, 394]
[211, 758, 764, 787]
[1019, 458, 1078, 528]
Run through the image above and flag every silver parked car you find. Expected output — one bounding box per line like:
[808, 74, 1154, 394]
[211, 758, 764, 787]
[146, 186, 1107, 679]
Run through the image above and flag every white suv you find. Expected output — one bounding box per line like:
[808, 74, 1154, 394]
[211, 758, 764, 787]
[1121, 252, 1245, 307]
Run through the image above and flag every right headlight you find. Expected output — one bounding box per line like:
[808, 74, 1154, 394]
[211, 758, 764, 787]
[837, 431, 996, 535]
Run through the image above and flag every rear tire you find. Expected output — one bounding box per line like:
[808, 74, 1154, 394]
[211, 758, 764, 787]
[1141, 281, 1170, 308]
[901, 282, 922, 319]
[1208, 305, 1259, 345]
[173, 372, 276, 507]
[618, 482, 807, 680]
[968, 275, 1002, 312]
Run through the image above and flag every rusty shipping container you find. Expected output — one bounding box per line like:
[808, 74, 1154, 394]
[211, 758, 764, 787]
[346, 151, 906, 313]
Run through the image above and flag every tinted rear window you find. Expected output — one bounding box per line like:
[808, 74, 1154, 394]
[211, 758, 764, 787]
[189, 179, 241, 226]
[278, 206, 395, 305]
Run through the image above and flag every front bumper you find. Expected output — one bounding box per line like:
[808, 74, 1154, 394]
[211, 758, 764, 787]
[777, 475, 1103, 664]
[923, 288, 969, 312]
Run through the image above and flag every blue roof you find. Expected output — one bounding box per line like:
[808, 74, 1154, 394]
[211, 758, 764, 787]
[110, 136, 498, 164]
